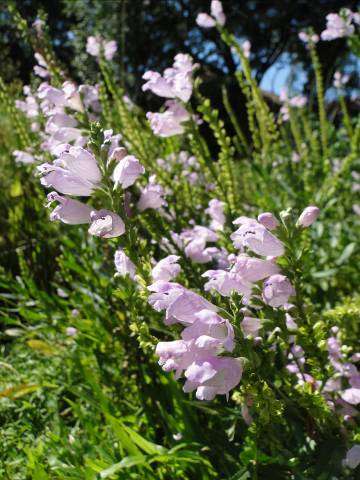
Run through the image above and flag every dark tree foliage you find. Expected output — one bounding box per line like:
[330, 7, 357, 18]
[1, 0, 357, 102]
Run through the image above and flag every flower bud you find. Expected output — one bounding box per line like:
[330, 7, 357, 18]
[66, 327, 77, 336]
[263, 275, 295, 308]
[296, 206, 320, 227]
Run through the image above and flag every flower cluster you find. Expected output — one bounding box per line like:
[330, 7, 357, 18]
[203, 214, 293, 308]
[298, 31, 319, 45]
[286, 324, 360, 422]
[157, 151, 205, 186]
[279, 88, 307, 122]
[86, 35, 117, 61]
[333, 71, 350, 89]
[148, 275, 242, 400]
[142, 54, 197, 136]
[321, 9, 359, 41]
[13, 49, 155, 239]
[196, 0, 226, 29]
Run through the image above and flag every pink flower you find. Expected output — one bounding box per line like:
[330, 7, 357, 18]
[45, 113, 78, 134]
[114, 249, 136, 279]
[147, 100, 190, 137]
[333, 71, 350, 89]
[66, 327, 77, 336]
[156, 340, 195, 377]
[263, 274, 295, 307]
[86, 36, 101, 56]
[321, 11, 355, 41]
[34, 53, 49, 78]
[257, 212, 279, 230]
[151, 255, 181, 282]
[79, 85, 101, 112]
[231, 254, 280, 282]
[182, 226, 218, 263]
[298, 31, 319, 44]
[211, 1, 226, 26]
[196, 13, 216, 28]
[242, 40, 251, 58]
[241, 317, 262, 337]
[341, 388, 360, 405]
[38, 146, 101, 196]
[142, 71, 176, 99]
[137, 178, 166, 211]
[15, 94, 39, 118]
[88, 209, 125, 238]
[343, 445, 360, 469]
[206, 199, 226, 230]
[298, 31, 309, 42]
[202, 269, 252, 298]
[181, 309, 235, 352]
[184, 356, 242, 400]
[142, 53, 195, 102]
[86, 35, 117, 60]
[33, 18, 44, 35]
[196, 1, 226, 28]
[46, 192, 92, 224]
[62, 82, 83, 112]
[147, 281, 185, 312]
[13, 150, 36, 164]
[165, 290, 217, 325]
[112, 155, 145, 189]
[296, 206, 320, 227]
[231, 217, 284, 257]
[184, 238, 218, 263]
[182, 226, 218, 243]
[104, 40, 117, 61]
[285, 313, 298, 331]
[241, 403, 253, 425]
[289, 95, 307, 108]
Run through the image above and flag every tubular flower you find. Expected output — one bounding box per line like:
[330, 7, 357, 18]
[46, 192, 92, 224]
[196, 0, 226, 28]
[112, 155, 145, 189]
[241, 317, 262, 337]
[184, 356, 243, 400]
[13, 150, 36, 164]
[181, 309, 235, 352]
[230, 254, 280, 282]
[151, 255, 181, 282]
[202, 270, 252, 298]
[146, 100, 191, 137]
[231, 217, 284, 257]
[321, 10, 357, 40]
[257, 212, 279, 230]
[38, 146, 101, 196]
[262, 274, 295, 307]
[142, 53, 195, 102]
[86, 35, 117, 60]
[206, 199, 226, 230]
[88, 209, 125, 238]
[165, 290, 217, 326]
[137, 177, 166, 211]
[114, 249, 136, 279]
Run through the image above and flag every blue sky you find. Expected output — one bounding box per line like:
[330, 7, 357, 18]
[260, 53, 307, 95]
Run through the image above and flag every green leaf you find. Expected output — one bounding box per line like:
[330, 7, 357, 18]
[105, 414, 141, 456]
[122, 424, 166, 455]
[311, 268, 338, 279]
[99, 456, 147, 478]
[336, 242, 356, 265]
